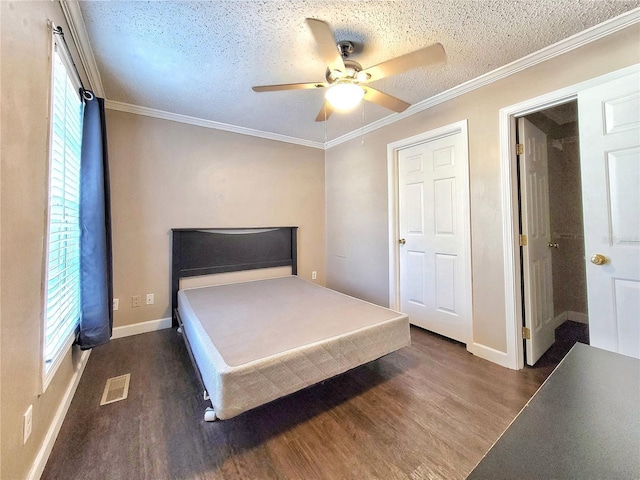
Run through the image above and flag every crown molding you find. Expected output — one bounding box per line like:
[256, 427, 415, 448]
[325, 7, 640, 149]
[63, 2, 638, 150]
[59, 0, 105, 97]
[61, 0, 321, 149]
[104, 100, 325, 150]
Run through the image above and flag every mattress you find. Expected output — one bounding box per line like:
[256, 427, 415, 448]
[177, 275, 410, 420]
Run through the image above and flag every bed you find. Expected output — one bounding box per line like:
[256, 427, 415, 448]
[172, 227, 410, 421]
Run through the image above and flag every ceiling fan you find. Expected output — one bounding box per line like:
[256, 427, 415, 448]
[252, 18, 446, 122]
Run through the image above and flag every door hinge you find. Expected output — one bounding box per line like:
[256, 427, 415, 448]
[519, 234, 527, 246]
[516, 143, 524, 155]
[522, 327, 531, 340]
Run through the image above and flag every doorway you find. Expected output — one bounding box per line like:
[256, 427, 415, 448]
[500, 65, 640, 370]
[517, 101, 590, 366]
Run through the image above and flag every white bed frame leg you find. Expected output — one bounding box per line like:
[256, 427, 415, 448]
[204, 407, 217, 422]
[177, 326, 183, 334]
[203, 390, 210, 401]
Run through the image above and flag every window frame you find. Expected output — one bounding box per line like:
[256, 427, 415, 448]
[41, 24, 85, 393]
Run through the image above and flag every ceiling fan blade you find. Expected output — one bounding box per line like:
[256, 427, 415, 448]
[315, 101, 334, 122]
[363, 87, 410, 113]
[361, 43, 446, 82]
[252, 82, 327, 92]
[306, 18, 346, 73]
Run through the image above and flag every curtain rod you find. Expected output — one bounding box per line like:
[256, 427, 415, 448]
[53, 25, 87, 93]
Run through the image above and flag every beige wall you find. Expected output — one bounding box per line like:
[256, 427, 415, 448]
[548, 135, 588, 318]
[325, 25, 640, 354]
[1, 2, 91, 479]
[107, 110, 326, 327]
[0, 3, 635, 475]
[0, 2, 324, 474]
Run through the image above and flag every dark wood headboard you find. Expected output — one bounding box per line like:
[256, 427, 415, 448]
[171, 227, 298, 325]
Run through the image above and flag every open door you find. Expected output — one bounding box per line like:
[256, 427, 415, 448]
[518, 117, 555, 365]
[578, 70, 640, 359]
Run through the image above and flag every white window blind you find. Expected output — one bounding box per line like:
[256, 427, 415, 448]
[43, 39, 84, 384]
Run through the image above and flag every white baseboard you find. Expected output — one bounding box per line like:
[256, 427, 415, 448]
[568, 311, 589, 324]
[28, 349, 91, 480]
[469, 342, 512, 369]
[27, 317, 173, 478]
[554, 310, 589, 327]
[554, 311, 569, 330]
[111, 317, 173, 339]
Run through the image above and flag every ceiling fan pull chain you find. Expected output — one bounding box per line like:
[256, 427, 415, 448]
[361, 101, 366, 145]
[324, 105, 327, 144]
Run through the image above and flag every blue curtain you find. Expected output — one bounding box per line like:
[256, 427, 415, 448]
[78, 90, 113, 349]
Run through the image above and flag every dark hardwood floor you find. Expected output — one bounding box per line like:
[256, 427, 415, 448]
[42, 323, 584, 480]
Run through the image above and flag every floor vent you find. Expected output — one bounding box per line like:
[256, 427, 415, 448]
[100, 373, 131, 406]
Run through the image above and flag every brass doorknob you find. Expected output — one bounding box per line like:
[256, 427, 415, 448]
[590, 254, 607, 265]
[398, 238, 406, 245]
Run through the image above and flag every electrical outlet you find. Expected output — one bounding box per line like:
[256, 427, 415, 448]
[113, 298, 119, 311]
[132, 295, 141, 308]
[312, 271, 317, 280]
[23, 405, 33, 445]
[146, 293, 154, 305]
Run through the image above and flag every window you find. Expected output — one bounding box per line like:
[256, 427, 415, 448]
[43, 31, 84, 389]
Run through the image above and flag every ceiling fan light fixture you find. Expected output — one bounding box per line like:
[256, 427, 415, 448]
[356, 71, 370, 82]
[325, 82, 365, 111]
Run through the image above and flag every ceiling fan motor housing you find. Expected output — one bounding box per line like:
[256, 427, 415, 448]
[326, 58, 368, 84]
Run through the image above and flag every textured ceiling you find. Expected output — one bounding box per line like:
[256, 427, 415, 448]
[78, 1, 639, 143]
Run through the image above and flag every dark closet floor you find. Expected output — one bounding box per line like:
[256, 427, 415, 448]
[42, 323, 586, 480]
[533, 320, 590, 369]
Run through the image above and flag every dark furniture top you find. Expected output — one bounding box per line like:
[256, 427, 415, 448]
[467, 343, 640, 479]
[171, 227, 298, 325]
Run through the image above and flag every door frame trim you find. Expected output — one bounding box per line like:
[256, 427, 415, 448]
[387, 120, 473, 344]
[499, 64, 639, 370]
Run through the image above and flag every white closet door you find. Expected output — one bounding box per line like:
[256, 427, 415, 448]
[398, 130, 471, 344]
[518, 117, 555, 366]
